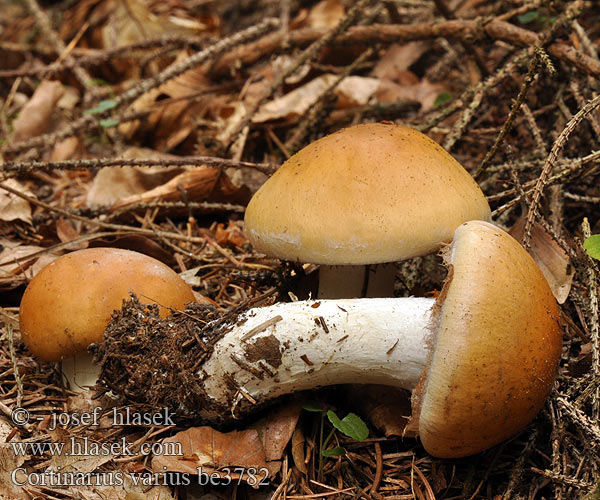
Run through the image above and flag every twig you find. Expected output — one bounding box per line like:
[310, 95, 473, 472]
[23, 0, 92, 91]
[224, 0, 376, 149]
[0, 182, 238, 267]
[0, 36, 212, 79]
[522, 94, 600, 248]
[210, 19, 600, 79]
[475, 53, 543, 178]
[285, 46, 375, 153]
[2, 18, 280, 155]
[7, 325, 24, 408]
[0, 156, 275, 179]
[581, 218, 600, 420]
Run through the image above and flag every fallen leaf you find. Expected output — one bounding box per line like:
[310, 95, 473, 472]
[250, 400, 302, 462]
[47, 428, 113, 473]
[253, 74, 379, 123]
[0, 179, 34, 224]
[509, 217, 574, 304]
[102, 0, 219, 49]
[0, 445, 28, 499]
[56, 218, 87, 249]
[12, 80, 65, 142]
[372, 42, 430, 80]
[0, 240, 60, 282]
[343, 385, 415, 438]
[215, 220, 248, 248]
[86, 148, 184, 207]
[111, 166, 221, 209]
[118, 49, 211, 148]
[152, 426, 270, 487]
[305, 0, 345, 29]
[49, 136, 82, 162]
[291, 427, 307, 474]
[375, 77, 445, 112]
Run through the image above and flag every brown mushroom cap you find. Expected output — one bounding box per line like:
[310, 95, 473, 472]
[416, 221, 562, 458]
[19, 248, 195, 362]
[244, 123, 491, 265]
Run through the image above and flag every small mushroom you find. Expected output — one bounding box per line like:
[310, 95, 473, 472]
[19, 248, 195, 391]
[198, 221, 562, 458]
[244, 123, 491, 298]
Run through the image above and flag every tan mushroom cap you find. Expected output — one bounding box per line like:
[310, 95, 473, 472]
[244, 123, 491, 265]
[19, 248, 195, 362]
[416, 221, 562, 458]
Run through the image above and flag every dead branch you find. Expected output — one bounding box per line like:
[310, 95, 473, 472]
[210, 19, 600, 79]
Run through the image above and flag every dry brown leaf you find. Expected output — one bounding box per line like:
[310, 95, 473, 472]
[0, 419, 28, 500]
[509, 217, 574, 304]
[49, 136, 82, 162]
[215, 221, 248, 248]
[250, 400, 302, 462]
[0, 179, 34, 224]
[152, 426, 270, 487]
[12, 80, 64, 142]
[47, 428, 114, 473]
[111, 166, 221, 209]
[344, 385, 415, 438]
[86, 148, 184, 207]
[0, 240, 60, 282]
[375, 77, 445, 112]
[291, 427, 307, 474]
[68, 474, 175, 500]
[372, 42, 430, 80]
[102, 0, 218, 49]
[253, 74, 379, 123]
[0, 444, 28, 499]
[56, 218, 88, 250]
[119, 49, 211, 147]
[305, 0, 345, 29]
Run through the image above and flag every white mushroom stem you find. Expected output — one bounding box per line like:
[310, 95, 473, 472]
[318, 263, 397, 298]
[201, 297, 434, 406]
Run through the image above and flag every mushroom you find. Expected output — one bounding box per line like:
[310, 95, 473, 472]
[244, 123, 491, 298]
[19, 247, 195, 391]
[196, 221, 562, 458]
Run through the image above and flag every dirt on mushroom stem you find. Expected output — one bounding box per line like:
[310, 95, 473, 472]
[93, 295, 283, 426]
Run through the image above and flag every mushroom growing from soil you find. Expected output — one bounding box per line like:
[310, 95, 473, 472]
[195, 221, 562, 458]
[244, 122, 491, 298]
[19, 247, 195, 391]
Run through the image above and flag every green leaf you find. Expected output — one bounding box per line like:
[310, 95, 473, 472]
[434, 91, 452, 108]
[302, 401, 328, 413]
[322, 446, 345, 457]
[90, 78, 111, 87]
[584, 235, 600, 260]
[518, 11, 539, 24]
[85, 99, 117, 115]
[99, 118, 120, 129]
[327, 411, 369, 442]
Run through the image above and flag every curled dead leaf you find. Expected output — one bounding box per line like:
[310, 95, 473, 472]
[151, 426, 270, 487]
[86, 148, 184, 207]
[0, 179, 34, 224]
[0, 241, 61, 285]
[509, 217, 574, 304]
[111, 167, 221, 209]
[215, 221, 248, 249]
[291, 427, 307, 474]
[253, 74, 379, 123]
[56, 218, 88, 250]
[372, 42, 430, 80]
[12, 80, 65, 142]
